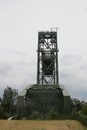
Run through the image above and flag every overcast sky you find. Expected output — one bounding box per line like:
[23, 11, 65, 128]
[0, 0, 87, 100]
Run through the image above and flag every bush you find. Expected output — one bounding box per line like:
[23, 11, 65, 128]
[47, 111, 58, 119]
[81, 104, 87, 115]
[77, 112, 87, 126]
[31, 111, 40, 119]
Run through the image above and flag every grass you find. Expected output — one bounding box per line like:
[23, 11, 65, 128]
[0, 120, 87, 130]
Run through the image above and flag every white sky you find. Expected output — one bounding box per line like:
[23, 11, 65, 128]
[0, 0, 87, 100]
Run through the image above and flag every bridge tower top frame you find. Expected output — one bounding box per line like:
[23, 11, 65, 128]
[37, 29, 59, 85]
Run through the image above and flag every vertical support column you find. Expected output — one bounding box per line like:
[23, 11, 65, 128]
[56, 32, 59, 85]
[37, 32, 40, 84]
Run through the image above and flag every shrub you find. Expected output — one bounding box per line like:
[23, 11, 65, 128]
[46, 111, 58, 119]
[81, 104, 87, 115]
[77, 112, 87, 126]
[31, 111, 40, 119]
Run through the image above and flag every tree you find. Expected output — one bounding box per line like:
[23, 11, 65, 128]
[0, 97, 2, 105]
[2, 86, 18, 118]
[81, 103, 87, 115]
[0, 97, 3, 118]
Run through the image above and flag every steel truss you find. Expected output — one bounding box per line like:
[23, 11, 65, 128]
[37, 30, 59, 85]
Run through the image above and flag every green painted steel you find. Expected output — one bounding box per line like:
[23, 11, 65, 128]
[17, 84, 71, 118]
[25, 85, 64, 118]
[17, 29, 71, 118]
[37, 31, 59, 85]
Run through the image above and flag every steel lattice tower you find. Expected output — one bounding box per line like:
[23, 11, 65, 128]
[37, 29, 59, 85]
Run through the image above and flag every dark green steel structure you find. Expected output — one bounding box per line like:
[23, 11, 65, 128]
[18, 30, 71, 119]
[25, 84, 63, 118]
[37, 30, 59, 84]
[24, 30, 64, 118]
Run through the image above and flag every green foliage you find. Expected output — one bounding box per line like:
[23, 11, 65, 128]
[75, 103, 87, 126]
[81, 104, 87, 115]
[29, 110, 71, 120]
[77, 113, 87, 126]
[47, 111, 58, 119]
[31, 111, 40, 119]
[46, 110, 72, 120]
[1, 86, 18, 118]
